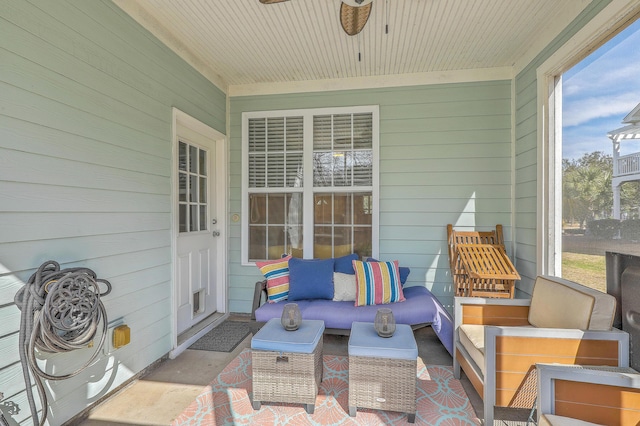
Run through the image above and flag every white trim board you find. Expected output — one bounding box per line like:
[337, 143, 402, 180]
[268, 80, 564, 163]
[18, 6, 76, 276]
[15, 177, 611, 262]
[229, 67, 513, 97]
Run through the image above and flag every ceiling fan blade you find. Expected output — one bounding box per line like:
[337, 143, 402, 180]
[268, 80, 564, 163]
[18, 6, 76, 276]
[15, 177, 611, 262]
[259, 0, 290, 4]
[340, 2, 372, 36]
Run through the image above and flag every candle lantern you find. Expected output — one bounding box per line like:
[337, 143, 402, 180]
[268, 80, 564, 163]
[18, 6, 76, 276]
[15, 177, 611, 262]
[374, 308, 396, 338]
[281, 303, 302, 331]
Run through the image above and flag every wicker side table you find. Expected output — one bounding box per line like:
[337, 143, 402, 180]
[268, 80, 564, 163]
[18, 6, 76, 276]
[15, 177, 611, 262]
[251, 318, 325, 414]
[348, 321, 418, 423]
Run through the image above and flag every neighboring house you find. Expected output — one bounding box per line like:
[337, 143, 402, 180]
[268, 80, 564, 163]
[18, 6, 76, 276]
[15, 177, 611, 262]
[1, 0, 637, 424]
[609, 103, 640, 219]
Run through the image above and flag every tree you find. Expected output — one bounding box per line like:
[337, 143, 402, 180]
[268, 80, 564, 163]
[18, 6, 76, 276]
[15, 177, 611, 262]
[562, 151, 612, 227]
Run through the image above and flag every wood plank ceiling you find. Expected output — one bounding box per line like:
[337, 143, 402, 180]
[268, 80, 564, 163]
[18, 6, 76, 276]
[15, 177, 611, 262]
[113, 0, 588, 91]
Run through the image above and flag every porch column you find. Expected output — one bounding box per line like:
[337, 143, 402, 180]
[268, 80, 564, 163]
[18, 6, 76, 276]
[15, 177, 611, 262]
[612, 138, 620, 177]
[613, 183, 621, 220]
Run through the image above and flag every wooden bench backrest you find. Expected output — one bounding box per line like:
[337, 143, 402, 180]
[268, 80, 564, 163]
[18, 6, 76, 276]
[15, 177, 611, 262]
[447, 224, 504, 271]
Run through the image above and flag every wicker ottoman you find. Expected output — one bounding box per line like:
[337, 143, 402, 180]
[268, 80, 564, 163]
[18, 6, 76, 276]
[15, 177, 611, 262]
[348, 321, 418, 423]
[251, 318, 324, 414]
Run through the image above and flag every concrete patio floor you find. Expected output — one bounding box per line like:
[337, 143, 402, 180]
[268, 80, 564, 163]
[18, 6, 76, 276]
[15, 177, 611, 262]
[72, 315, 531, 425]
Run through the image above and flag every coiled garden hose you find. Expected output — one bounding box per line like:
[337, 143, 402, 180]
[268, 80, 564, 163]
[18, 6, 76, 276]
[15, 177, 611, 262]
[14, 261, 111, 426]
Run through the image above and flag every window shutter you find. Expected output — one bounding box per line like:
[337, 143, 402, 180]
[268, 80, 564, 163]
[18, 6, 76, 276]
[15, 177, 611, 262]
[248, 116, 303, 188]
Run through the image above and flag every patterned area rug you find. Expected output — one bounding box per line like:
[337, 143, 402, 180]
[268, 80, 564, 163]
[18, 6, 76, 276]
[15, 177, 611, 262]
[172, 349, 480, 425]
[189, 321, 251, 353]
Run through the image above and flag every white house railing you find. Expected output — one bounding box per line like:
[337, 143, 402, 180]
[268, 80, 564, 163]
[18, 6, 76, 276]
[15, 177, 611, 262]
[616, 153, 640, 177]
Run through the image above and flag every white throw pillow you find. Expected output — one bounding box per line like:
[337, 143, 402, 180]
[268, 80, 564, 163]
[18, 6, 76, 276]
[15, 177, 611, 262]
[333, 272, 357, 301]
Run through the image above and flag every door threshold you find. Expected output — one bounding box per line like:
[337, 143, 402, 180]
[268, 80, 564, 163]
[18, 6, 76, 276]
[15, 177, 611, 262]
[171, 312, 228, 359]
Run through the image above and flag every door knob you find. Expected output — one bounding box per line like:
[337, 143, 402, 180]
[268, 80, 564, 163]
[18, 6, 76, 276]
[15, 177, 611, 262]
[212, 230, 221, 237]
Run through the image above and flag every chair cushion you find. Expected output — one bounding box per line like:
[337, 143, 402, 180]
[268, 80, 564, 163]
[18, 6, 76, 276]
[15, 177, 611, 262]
[540, 414, 604, 426]
[529, 276, 616, 330]
[458, 324, 486, 375]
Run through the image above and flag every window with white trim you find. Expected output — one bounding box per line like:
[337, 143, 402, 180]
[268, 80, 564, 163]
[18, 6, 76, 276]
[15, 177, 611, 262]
[242, 106, 379, 263]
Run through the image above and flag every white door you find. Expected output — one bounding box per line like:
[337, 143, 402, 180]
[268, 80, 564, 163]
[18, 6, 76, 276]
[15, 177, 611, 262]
[176, 134, 219, 334]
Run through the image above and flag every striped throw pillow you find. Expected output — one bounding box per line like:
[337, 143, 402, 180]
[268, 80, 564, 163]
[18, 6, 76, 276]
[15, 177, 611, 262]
[256, 255, 292, 303]
[353, 260, 405, 306]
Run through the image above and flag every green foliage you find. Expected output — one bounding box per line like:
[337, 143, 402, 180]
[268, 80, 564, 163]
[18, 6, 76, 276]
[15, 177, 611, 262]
[621, 219, 640, 241]
[563, 151, 613, 227]
[587, 218, 620, 239]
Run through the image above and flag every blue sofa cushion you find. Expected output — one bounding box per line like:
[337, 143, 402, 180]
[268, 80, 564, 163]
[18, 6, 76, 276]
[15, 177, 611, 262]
[334, 253, 359, 274]
[288, 257, 335, 300]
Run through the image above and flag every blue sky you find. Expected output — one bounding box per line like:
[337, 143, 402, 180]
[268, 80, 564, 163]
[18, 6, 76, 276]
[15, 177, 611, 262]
[562, 19, 640, 160]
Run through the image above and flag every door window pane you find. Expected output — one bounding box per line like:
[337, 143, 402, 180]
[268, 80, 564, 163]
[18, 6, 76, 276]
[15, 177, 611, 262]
[189, 145, 198, 173]
[178, 141, 208, 233]
[179, 204, 187, 233]
[179, 142, 187, 171]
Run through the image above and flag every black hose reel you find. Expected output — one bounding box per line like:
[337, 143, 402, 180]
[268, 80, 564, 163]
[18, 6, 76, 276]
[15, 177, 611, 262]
[14, 260, 111, 426]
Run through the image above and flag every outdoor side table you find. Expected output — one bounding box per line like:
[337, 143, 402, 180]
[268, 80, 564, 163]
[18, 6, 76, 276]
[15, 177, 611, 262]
[348, 321, 418, 423]
[251, 318, 324, 414]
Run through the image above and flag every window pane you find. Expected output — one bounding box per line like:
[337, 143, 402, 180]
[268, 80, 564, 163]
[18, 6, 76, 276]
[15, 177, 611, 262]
[179, 204, 187, 233]
[268, 225, 286, 257]
[189, 145, 197, 173]
[190, 175, 198, 202]
[333, 152, 350, 186]
[190, 205, 198, 232]
[354, 193, 373, 224]
[249, 118, 266, 152]
[267, 118, 284, 152]
[199, 177, 207, 203]
[315, 194, 333, 224]
[313, 152, 333, 186]
[333, 193, 352, 224]
[333, 114, 352, 150]
[334, 226, 353, 256]
[286, 192, 303, 256]
[313, 115, 333, 150]
[249, 154, 266, 188]
[267, 194, 286, 224]
[267, 153, 285, 187]
[314, 225, 332, 249]
[179, 172, 187, 202]
[199, 150, 207, 176]
[286, 153, 303, 188]
[353, 113, 373, 149]
[286, 116, 304, 151]
[179, 142, 187, 171]
[249, 226, 267, 260]
[249, 194, 266, 224]
[353, 151, 373, 186]
[199, 205, 207, 231]
[353, 227, 372, 258]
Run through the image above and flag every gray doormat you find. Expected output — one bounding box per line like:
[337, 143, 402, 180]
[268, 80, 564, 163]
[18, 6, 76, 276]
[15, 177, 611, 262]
[189, 320, 251, 352]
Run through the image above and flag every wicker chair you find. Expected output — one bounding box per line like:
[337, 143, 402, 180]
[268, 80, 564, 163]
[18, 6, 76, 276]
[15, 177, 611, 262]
[447, 224, 518, 298]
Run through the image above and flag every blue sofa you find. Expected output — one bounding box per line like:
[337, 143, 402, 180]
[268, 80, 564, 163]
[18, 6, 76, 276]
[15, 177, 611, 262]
[249, 257, 454, 355]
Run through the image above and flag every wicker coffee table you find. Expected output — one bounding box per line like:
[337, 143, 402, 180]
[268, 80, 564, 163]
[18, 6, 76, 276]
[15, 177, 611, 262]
[251, 318, 324, 414]
[348, 321, 418, 423]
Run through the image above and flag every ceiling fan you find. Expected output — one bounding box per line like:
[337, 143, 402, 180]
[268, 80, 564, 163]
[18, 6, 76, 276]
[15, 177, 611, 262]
[259, 0, 374, 36]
